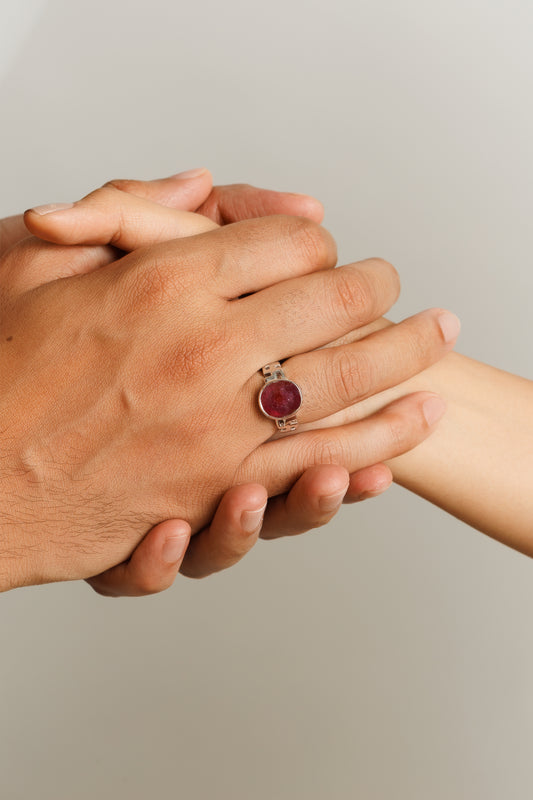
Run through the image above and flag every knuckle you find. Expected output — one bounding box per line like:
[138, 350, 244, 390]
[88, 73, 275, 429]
[289, 216, 336, 268]
[331, 349, 373, 404]
[102, 178, 138, 194]
[305, 434, 345, 467]
[406, 319, 434, 365]
[330, 269, 369, 324]
[383, 411, 411, 453]
[108, 204, 131, 247]
[368, 257, 401, 300]
[86, 184, 117, 205]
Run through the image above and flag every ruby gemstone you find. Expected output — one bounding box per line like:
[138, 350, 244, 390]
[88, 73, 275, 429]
[260, 380, 302, 419]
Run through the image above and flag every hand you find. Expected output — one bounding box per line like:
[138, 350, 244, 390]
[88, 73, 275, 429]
[2, 168, 325, 259]
[19, 181, 458, 594]
[0, 193, 451, 591]
[22, 173, 395, 596]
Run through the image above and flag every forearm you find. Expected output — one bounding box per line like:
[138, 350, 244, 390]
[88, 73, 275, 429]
[365, 352, 533, 553]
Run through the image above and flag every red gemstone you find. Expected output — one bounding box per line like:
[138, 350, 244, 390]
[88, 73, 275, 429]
[259, 380, 302, 419]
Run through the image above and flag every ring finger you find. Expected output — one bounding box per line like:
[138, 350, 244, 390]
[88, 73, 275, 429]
[248, 307, 460, 435]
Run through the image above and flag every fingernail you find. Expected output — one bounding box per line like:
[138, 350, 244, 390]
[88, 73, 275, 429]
[162, 533, 189, 564]
[438, 311, 461, 343]
[422, 395, 447, 426]
[29, 202, 75, 216]
[347, 490, 382, 502]
[170, 168, 207, 180]
[319, 487, 348, 513]
[241, 503, 267, 534]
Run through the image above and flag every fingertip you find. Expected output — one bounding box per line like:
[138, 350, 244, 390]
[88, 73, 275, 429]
[240, 501, 268, 535]
[227, 482, 268, 510]
[434, 309, 461, 345]
[168, 167, 212, 181]
[25, 202, 74, 217]
[318, 486, 349, 513]
[422, 394, 447, 427]
[301, 464, 350, 499]
[23, 207, 55, 238]
[155, 518, 192, 537]
[345, 464, 393, 503]
[155, 519, 191, 564]
[367, 467, 393, 494]
[230, 484, 268, 535]
[288, 194, 324, 223]
[24, 204, 80, 244]
[313, 466, 350, 513]
[161, 532, 190, 565]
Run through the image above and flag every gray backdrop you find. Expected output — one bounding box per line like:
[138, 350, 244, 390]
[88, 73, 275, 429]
[1, 1, 532, 798]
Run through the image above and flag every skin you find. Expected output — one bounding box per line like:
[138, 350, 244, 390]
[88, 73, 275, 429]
[0, 177, 399, 595]
[27, 172, 533, 588]
[0, 176, 458, 594]
[3, 175, 398, 596]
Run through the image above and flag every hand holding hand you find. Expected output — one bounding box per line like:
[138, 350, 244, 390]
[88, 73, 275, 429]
[15, 175, 458, 595]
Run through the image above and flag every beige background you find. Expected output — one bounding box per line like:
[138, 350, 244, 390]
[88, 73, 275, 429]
[1, 1, 532, 798]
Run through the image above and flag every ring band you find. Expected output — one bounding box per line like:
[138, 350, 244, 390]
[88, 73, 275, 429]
[258, 362, 302, 433]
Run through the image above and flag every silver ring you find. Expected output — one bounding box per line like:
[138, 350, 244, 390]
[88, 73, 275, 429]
[258, 362, 302, 433]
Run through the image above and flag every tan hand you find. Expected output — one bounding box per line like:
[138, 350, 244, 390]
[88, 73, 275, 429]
[18, 179, 457, 594]
[2, 173, 342, 595]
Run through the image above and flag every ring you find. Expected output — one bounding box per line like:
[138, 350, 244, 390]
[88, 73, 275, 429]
[258, 362, 302, 433]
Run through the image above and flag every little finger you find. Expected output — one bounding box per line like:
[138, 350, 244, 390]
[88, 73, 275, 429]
[343, 464, 393, 503]
[240, 392, 447, 497]
[260, 462, 394, 539]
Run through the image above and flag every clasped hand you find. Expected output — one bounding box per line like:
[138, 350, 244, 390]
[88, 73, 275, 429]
[0, 172, 458, 593]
